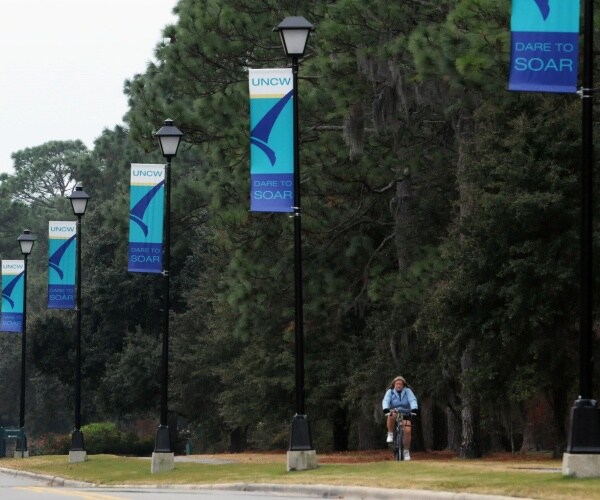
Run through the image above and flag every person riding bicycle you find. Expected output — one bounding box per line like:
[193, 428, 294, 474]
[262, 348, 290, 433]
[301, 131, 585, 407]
[382, 375, 418, 460]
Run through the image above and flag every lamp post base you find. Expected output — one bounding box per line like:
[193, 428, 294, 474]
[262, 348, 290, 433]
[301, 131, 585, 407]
[287, 414, 316, 471]
[15, 431, 27, 456]
[68, 450, 87, 463]
[69, 429, 86, 463]
[151, 452, 175, 473]
[151, 425, 174, 473]
[565, 399, 600, 453]
[70, 429, 85, 451]
[153, 425, 172, 453]
[289, 414, 313, 451]
[563, 399, 600, 477]
[563, 453, 600, 477]
[287, 450, 317, 471]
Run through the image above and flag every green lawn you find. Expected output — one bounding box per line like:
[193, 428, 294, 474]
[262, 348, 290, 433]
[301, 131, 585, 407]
[1, 454, 599, 499]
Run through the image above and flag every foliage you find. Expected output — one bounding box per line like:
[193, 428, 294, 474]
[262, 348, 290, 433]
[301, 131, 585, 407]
[7, 140, 92, 208]
[28, 433, 71, 456]
[81, 422, 154, 456]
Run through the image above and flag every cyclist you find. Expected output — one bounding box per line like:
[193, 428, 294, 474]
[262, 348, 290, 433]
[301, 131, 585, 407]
[382, 375, 418, 460]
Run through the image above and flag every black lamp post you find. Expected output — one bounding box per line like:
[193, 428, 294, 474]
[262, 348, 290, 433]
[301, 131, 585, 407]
[15, 229, 35, 457]
[564, 0, 600, 462]
[153, 119, 183, 457]
[67, 182, 90, 459]
[273, 16, 315, 452]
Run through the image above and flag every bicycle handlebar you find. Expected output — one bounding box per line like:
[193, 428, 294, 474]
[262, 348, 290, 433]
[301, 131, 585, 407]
[385, 409, 417, 417]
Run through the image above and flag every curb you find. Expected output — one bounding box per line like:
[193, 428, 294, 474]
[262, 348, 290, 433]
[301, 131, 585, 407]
[0, 467, 91, 488]
[174, 483, 532, 499]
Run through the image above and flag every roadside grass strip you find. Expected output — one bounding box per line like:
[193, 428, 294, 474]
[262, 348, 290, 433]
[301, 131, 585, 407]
[2, 454, 600, 499]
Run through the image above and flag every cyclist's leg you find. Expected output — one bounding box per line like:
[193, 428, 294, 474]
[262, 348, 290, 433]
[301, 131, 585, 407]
[386, 413, 395, 443]
[387, 413, 395, 433]
[403, 417, 412, 452]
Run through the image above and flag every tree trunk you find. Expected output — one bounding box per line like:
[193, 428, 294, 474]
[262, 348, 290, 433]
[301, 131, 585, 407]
[459, 342, 481, 458]
[452, 108, 481, 459]
[550, 377, 568, 458]
[332, 407, 349, 451]
[394, 177, 413, 274]
[357, 416, 378, 450]
[229, 426, 246, 453]
[446, 405, 461, 451]
[421, 397, 434, 450]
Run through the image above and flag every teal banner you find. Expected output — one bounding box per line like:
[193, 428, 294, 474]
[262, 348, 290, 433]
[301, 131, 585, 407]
[1, 260, 25, 333]
[509, 0, 580, 93]
[48, 221, 76, 309]
[249, 68, 294, 212]
[128, 164, 165, 273]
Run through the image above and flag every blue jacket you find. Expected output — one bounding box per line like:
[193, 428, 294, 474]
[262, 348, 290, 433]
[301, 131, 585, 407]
[382, 387, 418, 413]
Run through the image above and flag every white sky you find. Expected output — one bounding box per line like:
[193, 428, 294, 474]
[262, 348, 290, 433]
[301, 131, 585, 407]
[1, 0, 179, 174]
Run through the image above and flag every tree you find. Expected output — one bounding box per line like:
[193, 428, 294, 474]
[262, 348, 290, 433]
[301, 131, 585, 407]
[8, 141, 92, 208]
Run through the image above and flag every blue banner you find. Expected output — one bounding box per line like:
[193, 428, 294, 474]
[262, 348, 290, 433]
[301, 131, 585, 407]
[509, 0, 580, 93]
[128, 164, 165, 273]
[1, 260, 25, 333]
[48, 221, 76, 309]
[249, 68, 294, 212]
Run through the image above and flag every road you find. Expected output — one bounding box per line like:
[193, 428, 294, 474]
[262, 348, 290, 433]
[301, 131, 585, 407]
[0, 470, 320, 500]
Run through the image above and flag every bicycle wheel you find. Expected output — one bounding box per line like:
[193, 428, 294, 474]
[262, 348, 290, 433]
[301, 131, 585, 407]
[395, 423, 404, 461]
[391, 427, 399, 460]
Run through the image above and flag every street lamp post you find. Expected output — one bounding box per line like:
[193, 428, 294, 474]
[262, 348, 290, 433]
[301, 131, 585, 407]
[273, 16, 317, 469]
[563, 0, 600, 477]
[67, 183, 90, 464]
[15, 229, 36, 458]
[151, 119, 183, 474]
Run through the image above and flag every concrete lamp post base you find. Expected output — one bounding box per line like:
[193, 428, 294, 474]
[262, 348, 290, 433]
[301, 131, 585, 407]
[562, 399, 600, 477]
[69, 430, 86, 463]
[287, 450, 317, 471]
[562, 454, 600, 478]
[68, 450, 87, 463]
[151, 452, 175, 473]
[287, 414, 317, 471]
[13, 450, 29, 458]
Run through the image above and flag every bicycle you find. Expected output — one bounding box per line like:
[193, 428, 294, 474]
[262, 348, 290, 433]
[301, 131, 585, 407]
[390, 410, 413, 461]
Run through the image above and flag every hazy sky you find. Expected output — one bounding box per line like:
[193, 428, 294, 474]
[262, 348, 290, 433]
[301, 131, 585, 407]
[1, 0, 178, 174]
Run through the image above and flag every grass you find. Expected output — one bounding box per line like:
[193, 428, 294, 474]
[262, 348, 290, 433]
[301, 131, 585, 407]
[1, 453, 600, 499]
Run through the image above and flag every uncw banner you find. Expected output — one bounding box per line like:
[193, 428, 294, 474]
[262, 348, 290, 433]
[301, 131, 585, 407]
[128, 164, 165, 273]
[249, 68, 294, 212]
[509, 0, 580, 93]
[48, 221, 76, 309]
[1, 260, 25, 333]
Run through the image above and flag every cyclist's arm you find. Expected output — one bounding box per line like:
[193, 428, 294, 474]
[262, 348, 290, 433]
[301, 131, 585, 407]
[406, 387, 418, 411]
[382, 389, 393, 414]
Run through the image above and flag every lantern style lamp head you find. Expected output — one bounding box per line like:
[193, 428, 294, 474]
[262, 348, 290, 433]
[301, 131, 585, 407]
[274, 16, 314, 57]
[68, 182, 91, 216]
[155, 119, 183, 160]
[17, 229, 36, 256]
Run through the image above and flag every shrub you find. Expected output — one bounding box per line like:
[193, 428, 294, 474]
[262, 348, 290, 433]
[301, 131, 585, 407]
[28, 433, 70, 456]
[28, 422, 155, 456]
[81, 422, 153, 456]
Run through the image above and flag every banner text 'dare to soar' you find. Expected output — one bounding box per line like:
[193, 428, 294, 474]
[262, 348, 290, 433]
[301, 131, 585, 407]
[252, 179, 292, 201]
[513, 41, 575, 72]
[129, 245, 161, 264]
